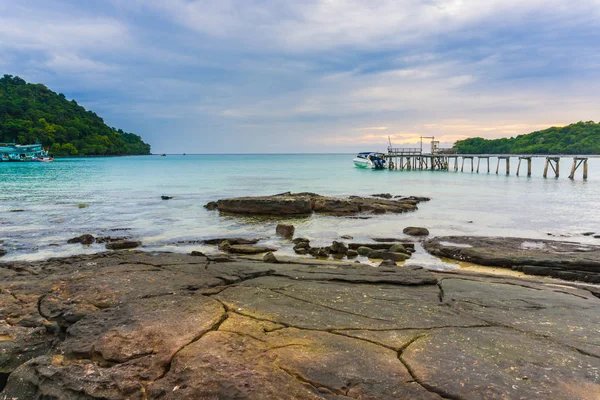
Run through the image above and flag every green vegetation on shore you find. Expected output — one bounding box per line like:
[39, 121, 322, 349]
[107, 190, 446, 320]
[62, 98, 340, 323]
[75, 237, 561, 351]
[453, 121, 600, 154]
[0, 74, 150, 156]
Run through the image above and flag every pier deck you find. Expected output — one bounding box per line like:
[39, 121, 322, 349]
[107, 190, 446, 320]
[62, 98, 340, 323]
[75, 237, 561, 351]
[383, 152, 598, 180]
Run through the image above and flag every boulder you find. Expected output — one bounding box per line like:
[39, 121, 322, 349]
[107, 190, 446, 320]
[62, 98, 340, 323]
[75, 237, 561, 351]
[161, 195, 173, 200]
[330, 241, 348, 255]
[275, 224, 295, 239]
[263, 252, 278, 263]
[357, 246, 374, 256]
[105, 240, 141, 250]
[403, 227, 430, 236]
[67, 234, 95, 245]
[379, 259, 397, 267]
[347, 250, 359, 259]
[190, 251, 205, 257]
[293, 241, 310, 254]
[0, 249, 6, 257]
[389, 244, 409, 254]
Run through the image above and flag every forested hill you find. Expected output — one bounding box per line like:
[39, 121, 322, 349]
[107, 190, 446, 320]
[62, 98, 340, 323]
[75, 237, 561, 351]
[0, 74, 150, 156]
[453, 121, 600, 155]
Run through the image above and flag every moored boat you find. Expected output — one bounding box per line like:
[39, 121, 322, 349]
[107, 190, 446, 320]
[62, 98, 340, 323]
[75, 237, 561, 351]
[353, 152, 387, 169]
[0, 143, 52, 162]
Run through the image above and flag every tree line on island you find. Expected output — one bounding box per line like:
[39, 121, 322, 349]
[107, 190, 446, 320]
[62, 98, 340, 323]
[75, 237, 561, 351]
[0, 74, 150, 156]
[453, 121, 600, 155]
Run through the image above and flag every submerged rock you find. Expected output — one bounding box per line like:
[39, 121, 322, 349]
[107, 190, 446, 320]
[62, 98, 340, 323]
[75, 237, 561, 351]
[0, 249, 6, 257]
[105, 240, 141, 250]
[275, 224, 295, 239]
[356, 246, 373, 256]
[371, 193, 393, 199]
[403, 227, 430, 236]
[369, 251, 411, 262]
[161, 195, 174, 200]
[204, 237, 260, 245]
[67, 234, 95, 245]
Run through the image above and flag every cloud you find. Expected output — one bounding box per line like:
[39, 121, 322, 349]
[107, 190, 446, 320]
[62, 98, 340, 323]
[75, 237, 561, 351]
[1, 0, 600, 152]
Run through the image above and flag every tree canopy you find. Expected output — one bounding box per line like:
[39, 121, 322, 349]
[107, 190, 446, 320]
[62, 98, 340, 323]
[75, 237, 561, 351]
[0, 74, 150, 156]
[453, 121, 600, 155]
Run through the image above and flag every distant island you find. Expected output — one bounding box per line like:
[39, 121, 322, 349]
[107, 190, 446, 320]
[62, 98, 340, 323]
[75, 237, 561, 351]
[0, 74, 150, 156]
[453, 121, 600, 155]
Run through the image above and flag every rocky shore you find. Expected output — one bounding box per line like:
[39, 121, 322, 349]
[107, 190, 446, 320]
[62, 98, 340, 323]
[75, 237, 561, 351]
[2, 250, 600, 399]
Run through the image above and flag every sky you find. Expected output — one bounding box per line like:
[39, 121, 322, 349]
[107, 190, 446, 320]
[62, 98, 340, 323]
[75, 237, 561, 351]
[1, 0, 600, 153]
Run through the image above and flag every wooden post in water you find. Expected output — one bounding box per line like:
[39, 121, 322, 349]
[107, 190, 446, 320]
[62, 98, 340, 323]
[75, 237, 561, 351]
[454, 157, 459, 171]
[584, 159, 588, 180]
[476, 157, 480, 173]
[543, 158, 549, 178]
[569, 158, 577, 180]
[506, 158, 510, 175]
[496, 158, 500, 175]
[516, 158, 522, 176]
[487, 157, 490, 173]
[527, 158, 532, 177]
[461, 158, 465, 172]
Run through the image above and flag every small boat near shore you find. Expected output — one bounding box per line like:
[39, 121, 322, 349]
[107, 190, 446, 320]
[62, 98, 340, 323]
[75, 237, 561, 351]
[0, 142, 53, 162]
[353, 152, 387, 169]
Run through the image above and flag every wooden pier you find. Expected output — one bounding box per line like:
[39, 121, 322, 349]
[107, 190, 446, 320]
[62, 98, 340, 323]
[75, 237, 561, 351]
[384, 150, 594, 180]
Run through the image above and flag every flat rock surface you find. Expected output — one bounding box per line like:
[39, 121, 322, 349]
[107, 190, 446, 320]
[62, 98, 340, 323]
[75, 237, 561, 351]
[2, 251, 600, 399]
[425, 236, 600, 283]
[206, 192, 422, 216]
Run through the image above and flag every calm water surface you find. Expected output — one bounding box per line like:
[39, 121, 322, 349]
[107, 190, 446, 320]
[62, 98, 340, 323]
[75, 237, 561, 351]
[1, 154, 599, 265]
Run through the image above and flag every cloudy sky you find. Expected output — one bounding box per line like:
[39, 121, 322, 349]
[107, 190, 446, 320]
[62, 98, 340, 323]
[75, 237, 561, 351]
[1, 0, 599, 153]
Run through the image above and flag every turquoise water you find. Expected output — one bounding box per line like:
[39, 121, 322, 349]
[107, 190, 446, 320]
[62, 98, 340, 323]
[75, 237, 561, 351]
[1, 154, 599, 263]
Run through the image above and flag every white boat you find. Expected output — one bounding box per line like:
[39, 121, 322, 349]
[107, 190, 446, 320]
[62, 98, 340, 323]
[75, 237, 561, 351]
[353, 152, 387, 169]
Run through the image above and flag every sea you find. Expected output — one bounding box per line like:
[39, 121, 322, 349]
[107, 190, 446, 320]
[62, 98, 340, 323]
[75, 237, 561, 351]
[1, 154, 599, 269]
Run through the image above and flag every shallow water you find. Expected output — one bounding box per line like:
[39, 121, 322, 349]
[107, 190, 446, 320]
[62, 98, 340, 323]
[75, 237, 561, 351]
[1, 154, 599, 262]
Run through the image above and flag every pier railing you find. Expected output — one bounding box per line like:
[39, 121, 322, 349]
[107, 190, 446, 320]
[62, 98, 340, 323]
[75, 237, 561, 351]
[387, 147, 422, 155]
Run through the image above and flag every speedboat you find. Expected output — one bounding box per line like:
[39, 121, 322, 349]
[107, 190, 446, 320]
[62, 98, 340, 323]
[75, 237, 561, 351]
[353, 152, 387, 169]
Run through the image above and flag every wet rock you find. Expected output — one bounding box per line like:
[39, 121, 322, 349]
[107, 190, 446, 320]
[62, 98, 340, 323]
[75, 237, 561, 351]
[403, 227, 430, 236]
[347, 249, 359, 258]
[292, 237, 310, 244]
[369, 251, 411, 262]
[161, 195, 174, 200]
[190, 251, 205, 257]
[204, 201, 218, 210]
[389, 244, 409, 254]
[582, 232, 595, 236]
[263, 252, 278, 263]
[357, 246, 373, 256]
[341, 235, 353, 239]
[218, 240, 232, 251]
[206, 192, 422, 216]
[308, 247, 330, 258]
[275, 224, 295, 239]
[228, 245, 277, 255]
[204, 237, 260, 245]
[66, 234, 95, 245]
[425, 236, 600, 283]
[95, 236, 129, 244]
[379, 259, 397, 267]
[105, 240, 141, 250]
[371, 193, 393, 199]
[0, 249, 6, 257]
[330, 241, 348, 255]
[293, 241, 310, 253]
